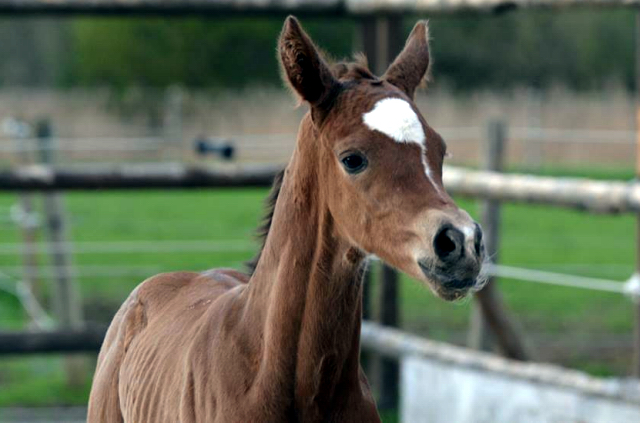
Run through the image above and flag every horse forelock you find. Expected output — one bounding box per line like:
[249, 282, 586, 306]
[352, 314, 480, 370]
[330, 54, 376, 82]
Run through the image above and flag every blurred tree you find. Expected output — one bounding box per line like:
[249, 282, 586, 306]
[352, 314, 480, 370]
[0, 11, 634, 92]
[0, 18, 69, 87]
[67, 17, 355, 89]
[427, 10, 635, 91]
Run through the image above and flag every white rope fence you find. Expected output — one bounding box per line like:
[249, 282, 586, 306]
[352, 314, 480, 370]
[2, 127, 635, 157]
[0, 239, 255, 255]
[486, 264, 640, 301]
[0, 137, 163, 153]
[2, 161, 640, 320]
[0, 239, 638, 299]
[364, 256, 640, 301]
[0, 264, 164, 279]
[510, 127, 637, 144]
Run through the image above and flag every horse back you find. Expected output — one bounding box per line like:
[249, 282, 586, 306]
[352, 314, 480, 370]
[87, 269, 248, 423]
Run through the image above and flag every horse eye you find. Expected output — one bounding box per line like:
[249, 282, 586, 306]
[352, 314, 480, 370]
[341, 153, 368, 174]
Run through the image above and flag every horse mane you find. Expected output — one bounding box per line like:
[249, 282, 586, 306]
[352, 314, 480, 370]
[246, 169, 285, 275]
[247, 55, 373, 276]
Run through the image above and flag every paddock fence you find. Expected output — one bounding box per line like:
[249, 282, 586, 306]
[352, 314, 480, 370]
[2, 129, 640, 324]
[3, 118, 640, 416]
[2, 126, 638, 167]
[0, 0, 639, 421]
[362, 322, 640, 423]
[2, 162, 640, 210]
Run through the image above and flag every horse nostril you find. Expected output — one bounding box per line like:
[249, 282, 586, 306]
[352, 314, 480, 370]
[474, 223, 484, 257]
[433, 226, 464, 261]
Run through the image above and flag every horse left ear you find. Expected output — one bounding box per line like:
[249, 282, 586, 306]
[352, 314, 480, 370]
[278, 16, 340, 124]
[383, 21, 431, 99]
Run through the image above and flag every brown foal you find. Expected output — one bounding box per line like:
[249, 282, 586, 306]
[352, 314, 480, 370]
[88, 17, 485, 423]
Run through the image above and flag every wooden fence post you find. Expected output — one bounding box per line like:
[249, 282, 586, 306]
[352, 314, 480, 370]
[37, 119, 86, 386]
[377, 264, 399, 409]
[165, 85, 184, 162]
[633, 10, 640, 379]
[468, 120, 530, 361]
[10, 120, 42, 314]
[361, 14, 404, 411]
[468, 120, 505, 351]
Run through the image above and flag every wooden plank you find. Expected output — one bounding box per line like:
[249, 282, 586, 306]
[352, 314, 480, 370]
[348, 0, 640, 14]
[3, 164, 640, 213]
[361, 321, 640, 405]
[443, 167, 640, 214]
[0, 0, 344, 16]
[0, 0, 639, 16]
[0, 327, 107, 354]
[0, 163, 281, 190]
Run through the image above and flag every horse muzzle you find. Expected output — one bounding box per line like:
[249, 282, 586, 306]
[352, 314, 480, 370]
[418, 221, 486, 300]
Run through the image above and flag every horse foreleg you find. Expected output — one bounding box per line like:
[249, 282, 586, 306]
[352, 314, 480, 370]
[88, 290, 147, 423]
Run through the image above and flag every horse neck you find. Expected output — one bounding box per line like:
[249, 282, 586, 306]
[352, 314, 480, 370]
[246, 116, 367, 415]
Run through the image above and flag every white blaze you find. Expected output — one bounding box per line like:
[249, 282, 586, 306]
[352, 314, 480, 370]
[362, 97, 439, 190]
[362, 97, 425, 146]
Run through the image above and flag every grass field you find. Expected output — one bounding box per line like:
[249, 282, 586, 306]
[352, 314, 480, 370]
[0, 166, 637, 410]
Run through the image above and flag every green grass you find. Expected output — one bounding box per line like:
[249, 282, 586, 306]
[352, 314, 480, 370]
[0, 356, 92, 406]
[0, 167, 637, 406]
[380, 409, 400, 423]
[399, 198, 635, 336]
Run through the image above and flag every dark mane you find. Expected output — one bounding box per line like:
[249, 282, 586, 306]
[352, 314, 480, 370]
[246, 169, 285, 275]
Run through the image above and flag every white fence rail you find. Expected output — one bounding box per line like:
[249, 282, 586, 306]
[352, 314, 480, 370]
[361, 322, 640, 423]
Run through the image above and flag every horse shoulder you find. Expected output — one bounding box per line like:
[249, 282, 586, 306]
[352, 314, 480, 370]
[87, 277, 153, 423]
[89, 270, 244, 423]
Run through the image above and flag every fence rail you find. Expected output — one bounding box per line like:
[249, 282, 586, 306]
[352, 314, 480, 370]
[0, 137, 163, 153]
[4, 318, 639, 407]
[444, 167, 640, 214]
[0, 0, 639, 16]
[0, 240, 254, 255]
[360, 322, 640, 404]
[0, 163, 280, 191]
[2, 125, 640, 402]
[2, 163, 640, 214]
[1, 127, 636, 154]
[0, 326, 106, 354]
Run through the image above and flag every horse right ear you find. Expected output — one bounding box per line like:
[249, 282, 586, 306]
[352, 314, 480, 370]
[383, 21, 431, 99]
[278, 16, 340, 123]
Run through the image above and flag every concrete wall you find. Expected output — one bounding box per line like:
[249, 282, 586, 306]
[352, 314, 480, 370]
[402, 357, 640, 423]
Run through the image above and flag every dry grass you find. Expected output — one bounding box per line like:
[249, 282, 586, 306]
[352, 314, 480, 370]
[0, 85, 636, 167]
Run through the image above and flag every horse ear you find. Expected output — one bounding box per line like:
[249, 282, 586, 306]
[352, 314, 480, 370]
[278, 16, 340, 123]
[383, 21, 431, 99]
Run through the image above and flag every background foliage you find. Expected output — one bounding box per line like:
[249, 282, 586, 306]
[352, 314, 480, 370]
[0, 10, 636, 91]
